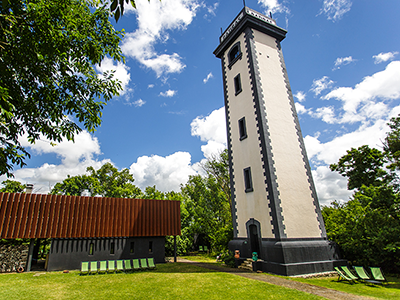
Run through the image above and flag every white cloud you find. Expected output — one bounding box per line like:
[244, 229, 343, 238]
[129, 152, 197, 192]
[303, 111, 400, 204]
[294, 91, 306, 102]
[319, 0, 352, 21]
[159, 89, 177, 97]
[310, 76, 334, 96]
[310, 106, 337, 124]
[96, 57, 131, 95]
[203, 72, 213, 84]
[121, 0, 200, 77]
[132, 99, 146, 107]
[148, 84, 155, 89]
[7, 131, 110, 194]
[304, 117, 390, 166]
[312, 166, 353, 206]
[324, 61, 400, 123]
[295, 102, 308, 115]
[191, 107, 227, 144]
[191, 107, 227, 158]
[373, 51, 399, 64]
[333, 56, 355, 70]
[258, 0, 290, 15]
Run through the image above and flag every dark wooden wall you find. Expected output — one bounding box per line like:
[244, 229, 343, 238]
[0, 193, 180, 239]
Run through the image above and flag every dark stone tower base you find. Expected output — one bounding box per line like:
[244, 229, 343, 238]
[229, 238, 346, 276]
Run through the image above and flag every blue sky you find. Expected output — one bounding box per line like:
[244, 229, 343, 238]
[5, 0, 400, 206]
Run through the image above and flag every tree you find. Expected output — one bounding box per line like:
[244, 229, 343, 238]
[0, 0, 124, 176]
[0, 179, 26, 193]
[384, 115, 400, 174]
[322, 186, 400, 272]
[109, 0, 154, 22]
[329, 145, 391, 190]
[51, 163, 142, 198]
[326, 115, 400, 272]
[180, 150, 233, 253]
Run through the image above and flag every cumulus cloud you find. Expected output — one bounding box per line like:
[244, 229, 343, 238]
[132, 99, 146, 107]
[7, 131, 110, 194]
[203, 72, 213, 84]
[312, 166, 353, 206]
[295, 102, 308, 115]
[333, 56, 355, 70]
[121, 0, 200, 77]
[310, 76, 334, 96]
[129, 152, 197, 192]
[294, 91, 306, 102]
[159, 89, 177, 97]
[373, 51, 399, 64]
[96, 57, 131, 95]
[191, 107, 227, 158]
[323, 61, 400, 123]
[258, 0, 290, 15]
[309, 106, 337, 124]
[303, 108, 400, 204]
[304, 117, 390, 166]
[319, 0, 352, 21]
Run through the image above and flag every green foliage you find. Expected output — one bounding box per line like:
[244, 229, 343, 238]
[326, 115, 400, 273]
[0, 0, 124, 176]
[384, 115, 400, 174]
[329, 145, 391, 190]
[221, 251, 236, 268]
[51, 162, 142, 198]
[0, 179, 26, 193]
[180, 150, 233, 253]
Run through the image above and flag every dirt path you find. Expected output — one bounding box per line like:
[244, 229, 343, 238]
[177, 258, 373, 300]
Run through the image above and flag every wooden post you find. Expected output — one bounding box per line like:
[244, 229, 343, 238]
[26, 239, 35, 272]
[174, 236, 177, 262]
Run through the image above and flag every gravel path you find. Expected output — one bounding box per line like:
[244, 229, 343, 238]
[177, 258, 374, 300]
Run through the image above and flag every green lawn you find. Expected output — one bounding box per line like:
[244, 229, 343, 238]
[183, 254, 400, 299]
[289, 274, 400, 300]
[0, 263, 322, 300]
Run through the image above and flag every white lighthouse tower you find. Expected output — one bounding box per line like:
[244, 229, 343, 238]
[214, 7, 343, 276]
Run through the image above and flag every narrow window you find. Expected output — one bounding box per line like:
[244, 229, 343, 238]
[234, 74, 242, 95]
[244, 167, 254, 193]
[130, 242, 135, 254]
[228, 42, 242, 69]
[89, 242, 94, 255]
[149, 241, 153, 253]
[110, 242, 115, 255]
[238, 117, 247, 140]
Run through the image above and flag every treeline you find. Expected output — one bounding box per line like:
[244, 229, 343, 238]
[325, 115, 400, 273]
[2, 116, 399, 272]
[1, 150, 233, 256]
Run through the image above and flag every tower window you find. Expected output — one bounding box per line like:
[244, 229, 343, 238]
[238, 117, 247, 141]
[234, 74, 242, 95]
[228, 42, 242, 69]
[244, 167, 253, 193]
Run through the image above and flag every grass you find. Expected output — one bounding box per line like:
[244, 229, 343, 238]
[184, 254, 400, 299]
[0, 263, 322, 300]
[288, 274, 400, 300]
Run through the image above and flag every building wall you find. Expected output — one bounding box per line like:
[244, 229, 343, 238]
[252, 29, 323, 238]
[47, 237, 165, 271]
[223, 32, 274, 239]
[221, 20, 325, 240]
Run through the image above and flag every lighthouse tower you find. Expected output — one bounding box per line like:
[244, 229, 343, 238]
[214, 7, 342, 276]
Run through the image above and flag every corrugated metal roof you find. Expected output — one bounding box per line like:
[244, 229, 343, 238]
[0, 193, 180, 239]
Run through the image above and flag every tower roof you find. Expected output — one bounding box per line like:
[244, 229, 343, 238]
[214, 7, 287, 58]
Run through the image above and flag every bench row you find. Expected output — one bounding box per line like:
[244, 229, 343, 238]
[80, 258, 156, 275]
